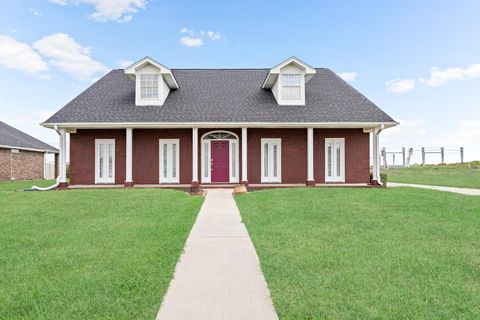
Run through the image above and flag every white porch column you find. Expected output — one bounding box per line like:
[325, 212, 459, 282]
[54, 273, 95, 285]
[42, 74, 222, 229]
[59, 128, 67, 184]
[125, 128, 133, 186]
[307, 127, 314, 185]
[192, 128, 199, 182]
[241, 127, 248, 184]
[372, 129, 380, 182]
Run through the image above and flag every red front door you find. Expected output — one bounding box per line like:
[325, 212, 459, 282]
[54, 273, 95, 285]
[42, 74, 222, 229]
[211, 140, 229, 182]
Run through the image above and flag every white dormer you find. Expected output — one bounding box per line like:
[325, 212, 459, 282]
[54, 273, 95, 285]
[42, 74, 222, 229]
[262, 57, 316, 106]
[124, 57, 179, 106]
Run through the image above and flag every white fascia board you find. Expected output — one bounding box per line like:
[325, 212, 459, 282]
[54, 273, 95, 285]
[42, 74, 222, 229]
[41, 121, 399, 130]
[124, 56, 179, 89]
[262, 56, 317, 89]
[0, 144, 59, 153]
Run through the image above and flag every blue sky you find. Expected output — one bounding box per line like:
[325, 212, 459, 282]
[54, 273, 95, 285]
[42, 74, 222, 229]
[1, 0, 479, 163]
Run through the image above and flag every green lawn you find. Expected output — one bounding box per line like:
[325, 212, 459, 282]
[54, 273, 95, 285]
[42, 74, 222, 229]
[236, 188, 480, 319]
[0, 179, 55, 191]
[385, 162, 480, 189]
[0, 187, 203, 319]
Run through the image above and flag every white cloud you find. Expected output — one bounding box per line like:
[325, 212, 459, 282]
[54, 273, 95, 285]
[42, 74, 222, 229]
[117, 59, 133, 68]
[179, 27, 193, 35]
[33, 33, 108, 80]
[49, 0, 147, 22]
[179, 28, 221, 47]
[29, 8, 44, 16]
[381, 118, 427, 144]
[0, 35, 48, 74]
[337, 72, 357, 82]
[419, 64, 480, 87]
[180, 36, 204, 48]
[207, 31, 221, 41]
[385, 78, 415, 93]
[447, 120, 480, 147]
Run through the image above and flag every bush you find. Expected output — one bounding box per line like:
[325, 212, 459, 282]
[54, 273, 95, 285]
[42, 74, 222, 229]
[380, 173, 388, 188]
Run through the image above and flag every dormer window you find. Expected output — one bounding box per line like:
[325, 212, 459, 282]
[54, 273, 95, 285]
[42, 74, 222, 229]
[282, 74, 301, 100]
[124, 57, 179, 106]
[140, 74, 159, 99]
[262, 57, 316, 106]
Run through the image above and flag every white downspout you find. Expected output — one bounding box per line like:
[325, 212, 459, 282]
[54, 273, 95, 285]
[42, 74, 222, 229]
[31, 125, 62, 191]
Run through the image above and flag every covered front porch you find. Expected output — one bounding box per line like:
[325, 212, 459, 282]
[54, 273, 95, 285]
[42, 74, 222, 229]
[56, 125, 385, 190]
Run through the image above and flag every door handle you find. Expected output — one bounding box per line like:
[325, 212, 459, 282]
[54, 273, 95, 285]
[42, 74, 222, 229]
[211, 158, 213, 171]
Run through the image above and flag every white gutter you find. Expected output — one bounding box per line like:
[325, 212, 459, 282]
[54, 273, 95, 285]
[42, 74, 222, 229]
[41, 121, 399, 130]
[0, 144, 58, 153]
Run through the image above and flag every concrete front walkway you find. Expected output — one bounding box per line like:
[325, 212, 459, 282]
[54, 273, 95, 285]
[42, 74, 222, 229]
[389, 182, 480, 196]
[156, 189, 278, 320]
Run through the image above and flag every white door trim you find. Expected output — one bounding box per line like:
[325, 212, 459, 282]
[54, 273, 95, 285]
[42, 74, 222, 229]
[159, 139, 180, 183]
[200, 130, 239, 184]
[95, 139, 115, 184]
[261, 138, 282, 183]
[325, 138, 345, 183]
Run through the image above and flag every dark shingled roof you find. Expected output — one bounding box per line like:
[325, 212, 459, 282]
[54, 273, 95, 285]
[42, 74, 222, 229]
[0, 121, 58, 153]
[44, 68, 395, 124]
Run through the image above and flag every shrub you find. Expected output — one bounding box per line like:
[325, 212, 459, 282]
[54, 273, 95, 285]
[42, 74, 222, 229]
[380, 173, 388, 188]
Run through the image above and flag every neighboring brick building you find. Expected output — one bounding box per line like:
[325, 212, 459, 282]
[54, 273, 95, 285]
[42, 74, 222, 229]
[0, 121, 58, 181]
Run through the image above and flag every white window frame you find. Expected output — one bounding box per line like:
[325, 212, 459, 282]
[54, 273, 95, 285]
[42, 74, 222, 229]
[95, 139, 115, 184]
[200, 131, 239, 184]
[261, 138, 282, 183]
[325, 138, 345, 183]
[159, 139, 180, 183]
[140, 73, 159, 99]
[281, 74, 301, 100]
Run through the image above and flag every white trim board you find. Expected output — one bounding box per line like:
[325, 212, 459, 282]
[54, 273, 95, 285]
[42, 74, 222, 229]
[42, 121, 398, 130]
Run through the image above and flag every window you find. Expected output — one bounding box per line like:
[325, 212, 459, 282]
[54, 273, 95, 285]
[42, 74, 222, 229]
[140, 74, 159, 99]
[159, 139, 180, 183]
[282, 74, 301, 100]
[95, 139, 115, 184]
[325, 138, 345, 182]
[261, 139, 281, 183]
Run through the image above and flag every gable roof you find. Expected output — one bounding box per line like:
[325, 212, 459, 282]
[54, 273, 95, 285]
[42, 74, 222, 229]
[0, 121, 58, 153]
[43, 68, 396, 126]
[262, 56, 317, 89]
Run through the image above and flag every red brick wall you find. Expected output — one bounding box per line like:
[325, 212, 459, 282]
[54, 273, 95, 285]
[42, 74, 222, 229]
[247, 129, 308, 184]
[314, 129, 370, 183]
[70, 129, 126, 185]
[133, 129, 192, 184]
[69, 128, 370, 185]
[0, 148, 45, 181]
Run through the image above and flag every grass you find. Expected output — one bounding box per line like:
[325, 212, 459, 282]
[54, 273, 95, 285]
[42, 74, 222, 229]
[236, 187, 480, 319]
[0, 186, 203, 319]
[385, 162, 480, 189]
[0, 179, 55, 191]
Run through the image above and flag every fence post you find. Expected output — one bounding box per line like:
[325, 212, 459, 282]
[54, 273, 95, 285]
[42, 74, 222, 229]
[441, 147, 445, 164]
[402, 147, 406, 167]
[421, 147, 425, 165]
[460, 147, 464, 163]
[382, 147, 387, 169]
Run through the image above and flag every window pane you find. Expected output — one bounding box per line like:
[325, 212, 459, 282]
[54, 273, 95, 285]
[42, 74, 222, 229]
[108, 143, 113, 178]
[264, 143, 269, 178]
[204, 142, 209, 177]
[163, 144, 168, 178]
[140, 74, 159, 99]
[231, 142, 236, 178]
[336, 147, 341, 177]
[273, 143, 278, 177]
[327, 145, 332, 177]
[172, 143, 177, 178]
[99, 144, 104, 178]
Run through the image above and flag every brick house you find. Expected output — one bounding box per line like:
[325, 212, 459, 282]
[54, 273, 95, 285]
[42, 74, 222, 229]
[42, 57, 397, 190]
[0, 121, 58, 181]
